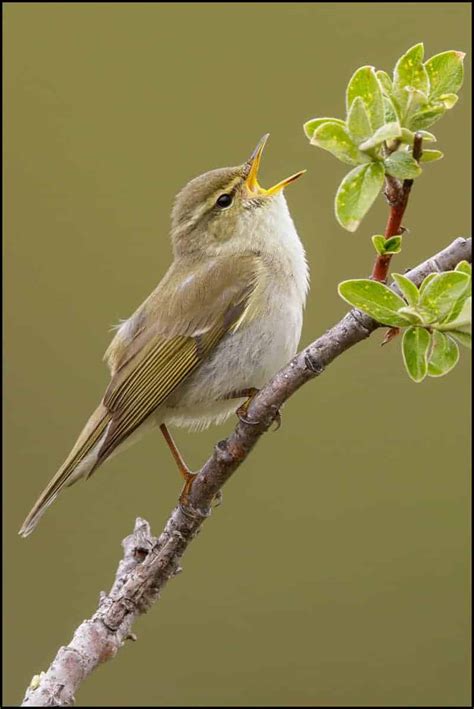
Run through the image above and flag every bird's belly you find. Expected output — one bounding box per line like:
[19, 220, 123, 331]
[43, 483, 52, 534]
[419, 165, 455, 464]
[162, 295, 303, 431]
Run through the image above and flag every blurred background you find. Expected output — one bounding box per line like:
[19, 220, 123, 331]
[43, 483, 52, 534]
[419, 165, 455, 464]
[4, 3, 471, 706]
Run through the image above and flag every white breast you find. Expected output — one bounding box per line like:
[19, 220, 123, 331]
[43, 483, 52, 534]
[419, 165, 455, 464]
[163, 193, 309, 431]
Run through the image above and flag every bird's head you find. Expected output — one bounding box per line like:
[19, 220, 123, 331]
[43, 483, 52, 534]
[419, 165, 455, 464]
[170, 135, 305, 257]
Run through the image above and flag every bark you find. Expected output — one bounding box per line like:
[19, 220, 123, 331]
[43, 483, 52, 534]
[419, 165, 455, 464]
[22, 237, 471, 707]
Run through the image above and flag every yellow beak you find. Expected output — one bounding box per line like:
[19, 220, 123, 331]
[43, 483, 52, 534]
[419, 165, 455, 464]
[244, 134, 306, 196]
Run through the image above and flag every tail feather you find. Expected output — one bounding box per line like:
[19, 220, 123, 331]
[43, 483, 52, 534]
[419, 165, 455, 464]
[19, 404, 111, 537]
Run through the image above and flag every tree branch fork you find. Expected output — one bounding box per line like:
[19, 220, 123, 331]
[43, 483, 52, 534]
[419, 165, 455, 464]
[22, 237, 471, 707]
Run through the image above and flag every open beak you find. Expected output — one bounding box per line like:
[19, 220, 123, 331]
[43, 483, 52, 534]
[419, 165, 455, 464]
[244, 134, 306, 196]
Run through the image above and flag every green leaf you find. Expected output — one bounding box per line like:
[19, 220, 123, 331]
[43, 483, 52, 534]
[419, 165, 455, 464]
[371, 235, 403, 256]
[398, 87, 431, 125]
[440, 293, 470, 326]
[404, 86, 429, 110]
[335, 162, 385, 232]
[346, 66, 385, 130]
[425, 50, 465, 101]
[417, 130, 437, 142]
[393, 43, 430, 119]
[392, 273, 419, 305]
[400, 128, 414, 145]
[438, 93, 459, 109]
[427, 331, 459, 377]
[455, 260, 472, 276]
[401, 128, 437, 145]
[419, 271, 470, 320]
[303, 117, 345, 140]
[371, 235, 386, 255]
[338, 279, 410, 326]
[359, 121, 402, 151]
[383, 235, 403, 254]
[384, 97, 399, 123]
[439, 296, 471, 330]
[419, 272, 438, 295]
[449, 330, 471, 349]
[346, 97, 372, 145]
[384, 151, 422, 179]
[311, 122, 368, 165]
[402, 326, 431, 382]
[409, 105, 446, 130]
[376, 70, 393, 96]
[419, 149, 444, 163]
[398, 306, 424, 324]
[439, 265, 471, 326]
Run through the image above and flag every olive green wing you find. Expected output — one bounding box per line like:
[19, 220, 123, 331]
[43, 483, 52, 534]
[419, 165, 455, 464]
[96, 254, 261, 465]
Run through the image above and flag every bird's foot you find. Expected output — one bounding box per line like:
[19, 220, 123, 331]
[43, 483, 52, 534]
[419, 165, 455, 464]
[178, 469, 197, 507]
[160, 423, 198, 506]
[235, 388, 260, 425]
[235, 388, 281, 430]
[180, 473, 223, 509]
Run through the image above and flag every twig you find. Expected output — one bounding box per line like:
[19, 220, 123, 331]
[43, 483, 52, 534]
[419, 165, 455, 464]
[21, 237, 471, 707]
[371, 133, 424, 282]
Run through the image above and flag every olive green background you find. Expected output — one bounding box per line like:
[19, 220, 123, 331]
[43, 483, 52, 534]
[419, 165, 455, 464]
[4, 3, 471, 706]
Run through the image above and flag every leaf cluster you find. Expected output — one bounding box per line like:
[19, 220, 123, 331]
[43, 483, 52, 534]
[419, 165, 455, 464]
[338, 262, 471, 381]
[304, 44, 465, 231]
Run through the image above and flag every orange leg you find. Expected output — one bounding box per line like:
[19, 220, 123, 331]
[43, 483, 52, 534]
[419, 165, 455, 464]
[160, 424, 195, 505]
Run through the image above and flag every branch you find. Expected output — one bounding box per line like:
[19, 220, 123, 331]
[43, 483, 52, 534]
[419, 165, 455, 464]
[22, 237, 471, 707]
[371, 133, 424, 282]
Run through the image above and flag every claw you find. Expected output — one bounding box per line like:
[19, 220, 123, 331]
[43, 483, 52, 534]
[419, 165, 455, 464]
[235, 388, 260, 425]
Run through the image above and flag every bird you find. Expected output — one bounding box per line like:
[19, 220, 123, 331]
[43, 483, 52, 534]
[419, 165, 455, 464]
[19, 134, 309, 537]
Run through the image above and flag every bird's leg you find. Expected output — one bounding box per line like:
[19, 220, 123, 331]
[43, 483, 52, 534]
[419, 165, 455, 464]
[159, 423, 196, 505]
[223, 387, 281, 430]
[222, 387, 259, 422]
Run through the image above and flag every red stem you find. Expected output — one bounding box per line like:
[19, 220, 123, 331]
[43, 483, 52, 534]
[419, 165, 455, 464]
[371, 191, 409, 281]
[371, 134, 423, 283]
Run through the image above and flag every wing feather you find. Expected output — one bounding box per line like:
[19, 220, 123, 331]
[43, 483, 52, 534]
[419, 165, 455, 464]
[96, 254, 261, 464]
[20, 252, 263, 536]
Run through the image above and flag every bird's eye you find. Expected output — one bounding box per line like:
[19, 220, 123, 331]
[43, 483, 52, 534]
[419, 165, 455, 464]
[216, 193, 233, 208]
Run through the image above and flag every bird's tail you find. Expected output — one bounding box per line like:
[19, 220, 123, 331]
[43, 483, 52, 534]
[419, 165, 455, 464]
[18, 403, 111, 537]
